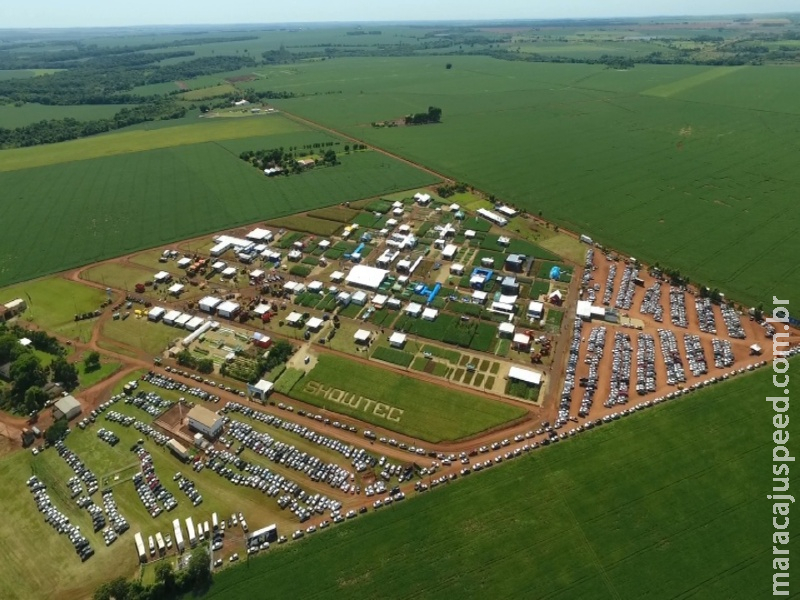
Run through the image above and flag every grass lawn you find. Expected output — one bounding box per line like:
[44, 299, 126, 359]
[206, 359, 799, 600]
[0, 277, 106, 342]
[101, 317, 182, 357]
[77, 360, 123, 391]
[287, 354, 525, 443]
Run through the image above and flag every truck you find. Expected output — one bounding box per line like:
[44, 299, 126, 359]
[134, 532, 147, 563]
[580, 234, 593, 245]
[155, 532, 166, 555]
[148, 535, 156, 556]
[203, 521, 210, 539]
[186, 517, 197, 548]
[212, 512, 219, 531]
[172, 519, 185, 553]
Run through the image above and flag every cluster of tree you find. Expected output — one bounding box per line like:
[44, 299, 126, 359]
[83, 351, 101, 373]
[651, 263, 689, 287]
[175, 349, 215, 374]
[344, 143, 367, 152]
[435, 182, 469, 198]
[239, 142, 339, 173]
[0, 100, 186, 148]
[404, 106, 442, 125]
[93, 546, 211, 600]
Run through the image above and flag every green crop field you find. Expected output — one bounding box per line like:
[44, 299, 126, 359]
[286, 354, 525, 443]
[0, 133, 436, 288]
[260, 57, 800, 306]
[206, 359, 799, 600]
[0, 103, 132, 128]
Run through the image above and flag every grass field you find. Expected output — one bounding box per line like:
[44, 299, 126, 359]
[0, 134, 437, 289]
[100, 317, 182, 356]
[0, 277, 106, 342]
[286, 354, 525, 443]
[263, 57, 800, 306]
[206, 359, 799, 600]
[77, 359, 122, 391]
[0, 103, 132, 128]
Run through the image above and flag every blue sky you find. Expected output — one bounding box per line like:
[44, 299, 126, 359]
[2, 1, 796, 28]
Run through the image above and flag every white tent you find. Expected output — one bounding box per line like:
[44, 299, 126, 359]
[405, 302, 423, 317]
[345, 265, 389, 290]
[389, 332, 407, 348]
[168, 283, 184, 296]
[354, 329, 371, 343]
[307, 317, 324, 331]
[286, 312, 303, 326]
[422, 307, 438, 321]
[498, 322, 515, 337]
[508, 366, 542, 386]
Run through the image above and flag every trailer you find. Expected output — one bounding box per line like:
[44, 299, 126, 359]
[155, 532, 166, 555]
[134, 532, 147, 563]
[186, 517, 197, 548]
[172, 519, 185, 553]
[196, 522, 203, 541]
[580, 234, 594, 245]
[212, 512, 219, 531]
[148, 535, 156, 556]
[203, 521, 210, 539]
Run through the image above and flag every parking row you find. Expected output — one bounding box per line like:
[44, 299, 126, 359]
[132, 447, 178, 517]
[636, 333, 657, 396]
[720, 304, 746, 339]
[670, 287, 688, 328]
[578, 326, 606, 417]
[658, 329, 686, 385]
[604, 332, 632, 407]
[614, 264, 638, 310]
[683, 334, 708, 377]
[603, 265, 616, 306]
[101, 489, 130, 537]
[695, 298, 717, 334]
[28, 476, 94, 562]
[55, 440, 99, 496]
[640, 281, 664, 322]
[712, 338, 735, 368]
[559, 318, 583, 426]
[125, 389, 172, 417]
[174, 473, 203, 507]
[97, 427, 120, 446]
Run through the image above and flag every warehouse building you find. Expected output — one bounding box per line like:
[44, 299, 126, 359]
[187, 405, 223, 440]
[53, 395, 82, 421]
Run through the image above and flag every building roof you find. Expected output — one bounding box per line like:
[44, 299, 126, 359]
[19, 337, 32, 347]
[307, 317, 324, 330]
[422, 307, 438, 320]
[508, 366, 542, 386]
[472, 290, 488, 302]
[353, 329, 371, 342]
[352, 290, 368, 302]
[250, 269, 265, 279]
[188, 405, 222, 429]
[405, 302, 423, 316]
[54, 394, 81, 415]
[253, 304, 271, 316]
[372, 294, 388, 306]
[506, 253, 525, 263]
[389, 332, 407, 345]
[308, 280, 324, 291]
[498, 322, 515, 334]
[550, 290, 563, 299]
[154, 270, 171, 281]
[528, 301, 544, 314]
[199, 296, 222, 310]
[576, 300, 592, 319]
[513, 333, 531, 345]
[168, 283, 184, 294]
[345, 265, 389, 290]
[186, 316, 205, 330]
[286, 312, 303, 324]
[217, 300, 240, 314]
[253, 379, 273, 394]
[246, 228, 272, 241]
[148, 306, 166, 318]
[330, 271, 345, 282]
[175, 313, 192, 326]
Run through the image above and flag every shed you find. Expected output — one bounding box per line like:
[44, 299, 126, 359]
[53, 395, 81, 421]
[497, 236, 511, 247]
[450, 263, 465, 275]
[389, 332, 407, 348]
[250, 269, 265, 281]
[442, 244, 458, 261]
[353, 329, 371, 344]
[318, 239, 331, 249]
[422, 307, 438, 321]
[306, 317, 324, 331]
[472, 290, 488, 304]
[253, 304, 271, 317]
[372, 294, 388, 308]
[527, 301, 544, 319]
[498, 322, 515, 338]
[221, 267, 237, 278]
[330, 271, 345, 282]
[185, 316, 205, 331]
[404, 302, 423, 317]
[252, 332, 272, 349]
[177, 257, 192, 269]
[308, 280, 324, 293]
[336, 292, 351, 306]
[175, 313, 192, 328]
[168, 283, 185, 296]
[217, 301, 240, 319]
[549, 290, 564, 306]
[508, 366, 542, 386]
[199, 297, 222, 313]
[351, 291, 368, 306]
[464, 230, 476, 239]
[286, 312, 303, 326]
[513, 333, 531, 349]
[246, 228, 273, 242]
[211, 261, 226, 272]
[414, 193, 431, 205]
[148, 307, 166, 322]
[387, 298, 402, 309]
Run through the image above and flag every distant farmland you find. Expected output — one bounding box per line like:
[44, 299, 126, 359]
[263, 57, 800, 306]
[0, 132, 437, 288]
[206, 359, 799, 600]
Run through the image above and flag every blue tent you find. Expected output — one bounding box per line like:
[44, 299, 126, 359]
[550, 266, 561, 281]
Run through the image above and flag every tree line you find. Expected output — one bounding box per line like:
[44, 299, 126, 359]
[404, 106, 442, 125]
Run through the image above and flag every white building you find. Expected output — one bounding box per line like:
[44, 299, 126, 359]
[286, 312, 303, 326]
[188, 405, 223, 440]
[199, 296, 222, 313]
[345, 265, 389, 290]
[389, 332, 407, 348]
[508, 366, 542, 386]
[246, 228, 273, 242]
[163, 310, 181, 325]
[306, 317, 324, 331]
[351, 290, 368, 306]
[154, 271, 171, 284]
[442, 244, 458, 260]
[450, 263, 465, 275]
[405, 302, 423, 317]
[422, 307, 439, 321]
[168, 283, 184, 296]
[216, 301, 240, 319]
[498, 322, 515, 338]
[528, 301, 544, 319]
[148, 307, 166, 322]
[354, 329, 371, 344]
[414, 192, 431, 205]
[477, 208, 508, 227]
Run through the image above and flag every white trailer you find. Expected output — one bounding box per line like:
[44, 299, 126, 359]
[134, 532, 147, 563]
[148, 535, 156, 556]
[203, 521, 210, 539]
[580, 234, 594, 245]
[186, 517, 197, 548]
[212, 512, 219, 531]
[155, 532, 166, 555]
[196, 522, 203, 541]
[172, 519, 185, 553]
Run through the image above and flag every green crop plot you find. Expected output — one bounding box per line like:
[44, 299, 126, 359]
[286, 354, 525, 442]
[371, 346, 414, 367]
[206, 360, 799, 600]
[0, 103, 131, 128]
[0, 136, 437, 289]
[265, 57, 800, 306]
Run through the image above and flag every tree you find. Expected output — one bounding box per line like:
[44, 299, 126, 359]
[344, 144, 350, 152]
[83, 351, 101, 373]
[154, 561, 176, 593]
[24, 386, 48, 414]
[10, 353, 47, 399]
[51, 357, 79, 391]
[0, 332, 19, 364]
[446, 63, 453, 69]
[45, 418, 69, 444]
[185, 545, 212, 592]
[197, 358, 214, 374]
[427, 106, 442, 123]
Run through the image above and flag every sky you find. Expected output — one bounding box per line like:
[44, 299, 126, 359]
[1, 1, 797, 29]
